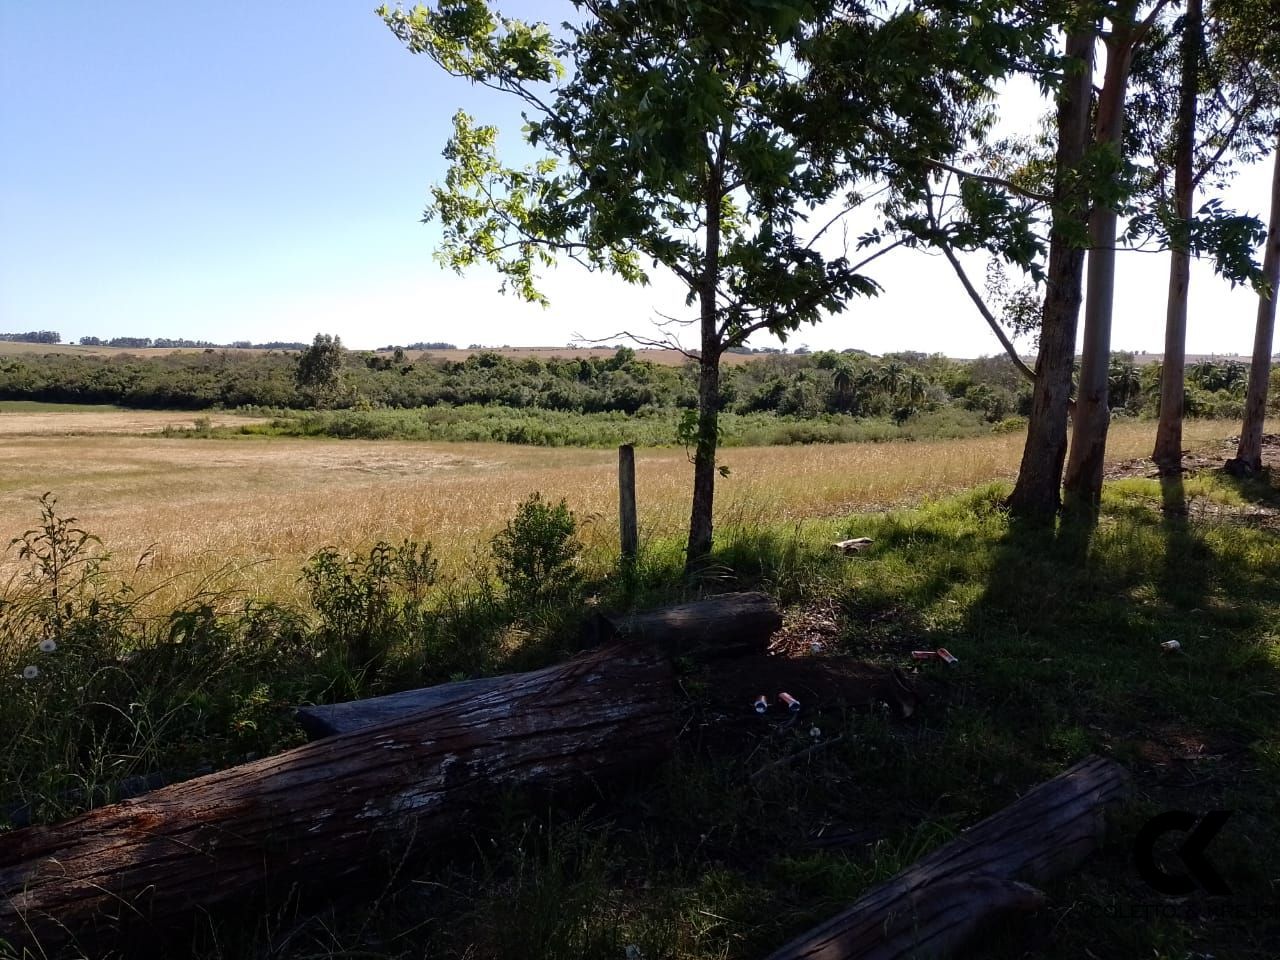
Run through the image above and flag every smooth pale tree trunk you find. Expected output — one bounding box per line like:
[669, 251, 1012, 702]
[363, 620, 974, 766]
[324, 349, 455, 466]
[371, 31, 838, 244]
[1153, 0, 1203, 472]
[1007, 27, 1096, 519]
[687, 175, 724, 570]
[1230, 135, 1280, 473]
[1065, 5, 1142, 509]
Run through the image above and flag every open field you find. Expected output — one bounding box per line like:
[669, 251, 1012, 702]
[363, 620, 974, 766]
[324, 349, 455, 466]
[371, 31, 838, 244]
[0, 405, 267, 436]
[0, 416, 1270, 603]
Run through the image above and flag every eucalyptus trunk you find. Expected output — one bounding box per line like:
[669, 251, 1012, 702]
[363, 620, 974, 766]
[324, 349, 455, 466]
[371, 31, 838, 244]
[1152, 0, 1203, 472]
[1230, 135, 1280, 473]
[1008, 27, 1096, 519]
[1064, 6, 1141, 509]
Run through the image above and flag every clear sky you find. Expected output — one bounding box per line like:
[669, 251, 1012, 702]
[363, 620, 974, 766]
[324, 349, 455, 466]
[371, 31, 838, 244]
[0, 2, 1272, 356]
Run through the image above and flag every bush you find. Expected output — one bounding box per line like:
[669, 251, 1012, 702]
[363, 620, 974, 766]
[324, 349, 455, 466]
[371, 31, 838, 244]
[491, 494, 582, 610]
[301, 539, 438, 671]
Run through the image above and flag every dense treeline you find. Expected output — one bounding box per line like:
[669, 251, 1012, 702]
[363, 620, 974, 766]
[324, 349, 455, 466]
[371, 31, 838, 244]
[0, 331, 60, 344]
[0, 345, 1275, 428]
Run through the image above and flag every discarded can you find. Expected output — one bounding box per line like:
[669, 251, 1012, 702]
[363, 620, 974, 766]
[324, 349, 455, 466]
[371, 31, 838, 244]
[937, 648, 959, 665]
[754, 694, 769, 714]
[778, 691, 801, 713]
[1161, 640, 1181, 652]
[911, 650, 940, 660]
[809, 726, 822, 739]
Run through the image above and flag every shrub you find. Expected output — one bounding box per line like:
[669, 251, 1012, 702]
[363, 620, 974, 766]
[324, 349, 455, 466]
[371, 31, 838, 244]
[301, 539, 438, 671]
[491, 493, 582, 610]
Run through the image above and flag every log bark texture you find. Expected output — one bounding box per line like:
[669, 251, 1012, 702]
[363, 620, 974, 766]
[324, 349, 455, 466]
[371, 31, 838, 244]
[296, 592, 780, 738]
[764, 755, 1129, 960]
[0, 642, 676, 950]
[606, 591, 781, 661]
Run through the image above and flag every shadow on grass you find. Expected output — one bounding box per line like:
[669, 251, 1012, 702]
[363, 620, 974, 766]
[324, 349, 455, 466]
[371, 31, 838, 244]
[939, 484, 1280, 959]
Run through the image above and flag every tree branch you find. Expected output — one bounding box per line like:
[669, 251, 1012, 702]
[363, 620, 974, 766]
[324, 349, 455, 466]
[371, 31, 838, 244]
[1192, 90, 1262, 189]
[927, 160, 1053, 204]
[936, 242, 1037, 383]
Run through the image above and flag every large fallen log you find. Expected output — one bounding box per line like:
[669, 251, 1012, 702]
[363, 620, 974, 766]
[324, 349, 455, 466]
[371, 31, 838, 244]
[297, 591, 782, 738]
[0, 642, 676, 951]
[764, 755, 1130, 960]
[595, 590, 782, 660]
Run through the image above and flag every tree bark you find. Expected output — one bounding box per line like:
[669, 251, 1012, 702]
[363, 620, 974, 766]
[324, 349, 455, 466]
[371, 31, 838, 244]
[1230, 133, 1280, 473]
[1153, 0, 1204, 472]
[1007, 26, 1096, 519]
[0, 642, 677, 951]
[687, 159, 724, 570]
[687, 350, 721, 568]
[1065, 5, 1142, 509]
[763, 755, 1130, 960]
[296, 592, 783, 738]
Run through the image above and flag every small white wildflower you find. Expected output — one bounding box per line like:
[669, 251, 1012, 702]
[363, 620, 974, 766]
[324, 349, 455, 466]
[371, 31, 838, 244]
[809, 726, 822, 739]
[22, 665, 40, 680]
[38, 639, 57, 654]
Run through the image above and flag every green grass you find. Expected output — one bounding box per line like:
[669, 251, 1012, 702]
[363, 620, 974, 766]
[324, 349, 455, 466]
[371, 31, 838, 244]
[3, 468, 1279, 958]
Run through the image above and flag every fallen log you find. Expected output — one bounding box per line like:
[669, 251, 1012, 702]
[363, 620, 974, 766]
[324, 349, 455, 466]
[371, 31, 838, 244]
[601, 590, 782, 660]
[0, 641, 676, 951]
[298, 591, 782, 738]
[764, 755, 1129, 960]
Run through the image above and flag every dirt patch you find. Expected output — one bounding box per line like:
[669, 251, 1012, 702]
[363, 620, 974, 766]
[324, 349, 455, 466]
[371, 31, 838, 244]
[767, 597, 845, 658]
[1106, 433, 1280, 481]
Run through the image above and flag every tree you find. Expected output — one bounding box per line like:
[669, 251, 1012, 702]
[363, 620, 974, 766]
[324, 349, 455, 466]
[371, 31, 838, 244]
[1221, 0, 1280, 473]
[1231, 144, 1280, 473]
[1150, 0, 1205, 470]
[295, 333, 346, 407]
[1063, 0, 1173, 509]
[1007, 17, 1096, 519]
[1128, 0, 1276, 470]
[382, 0, 1038, 568]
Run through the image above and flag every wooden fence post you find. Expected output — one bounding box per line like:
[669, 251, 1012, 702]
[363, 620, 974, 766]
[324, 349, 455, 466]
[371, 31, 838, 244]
[618, 444, 638, 561]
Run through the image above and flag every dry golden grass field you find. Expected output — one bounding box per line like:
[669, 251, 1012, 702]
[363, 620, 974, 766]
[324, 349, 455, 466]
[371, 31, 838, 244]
[0, 409, 1267, 604]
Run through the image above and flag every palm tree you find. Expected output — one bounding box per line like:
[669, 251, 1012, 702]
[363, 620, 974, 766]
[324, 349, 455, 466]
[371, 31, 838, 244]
[1107, 357, 1140, 409]
[879, 361, 905, 400]
[831, 363, 855, 413]
[905, 373, 928, 407]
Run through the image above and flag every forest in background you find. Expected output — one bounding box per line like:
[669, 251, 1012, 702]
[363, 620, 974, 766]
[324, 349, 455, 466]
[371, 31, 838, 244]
[1, 343, 1275, 442]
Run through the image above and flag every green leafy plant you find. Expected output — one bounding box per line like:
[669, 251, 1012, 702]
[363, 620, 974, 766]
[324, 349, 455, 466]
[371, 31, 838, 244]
[301, 539, 438, 671]
[491, 493, 582, 610]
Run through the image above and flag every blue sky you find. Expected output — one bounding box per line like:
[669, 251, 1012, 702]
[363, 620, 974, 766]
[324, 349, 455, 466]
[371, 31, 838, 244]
[0, 2, 1272, 356]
